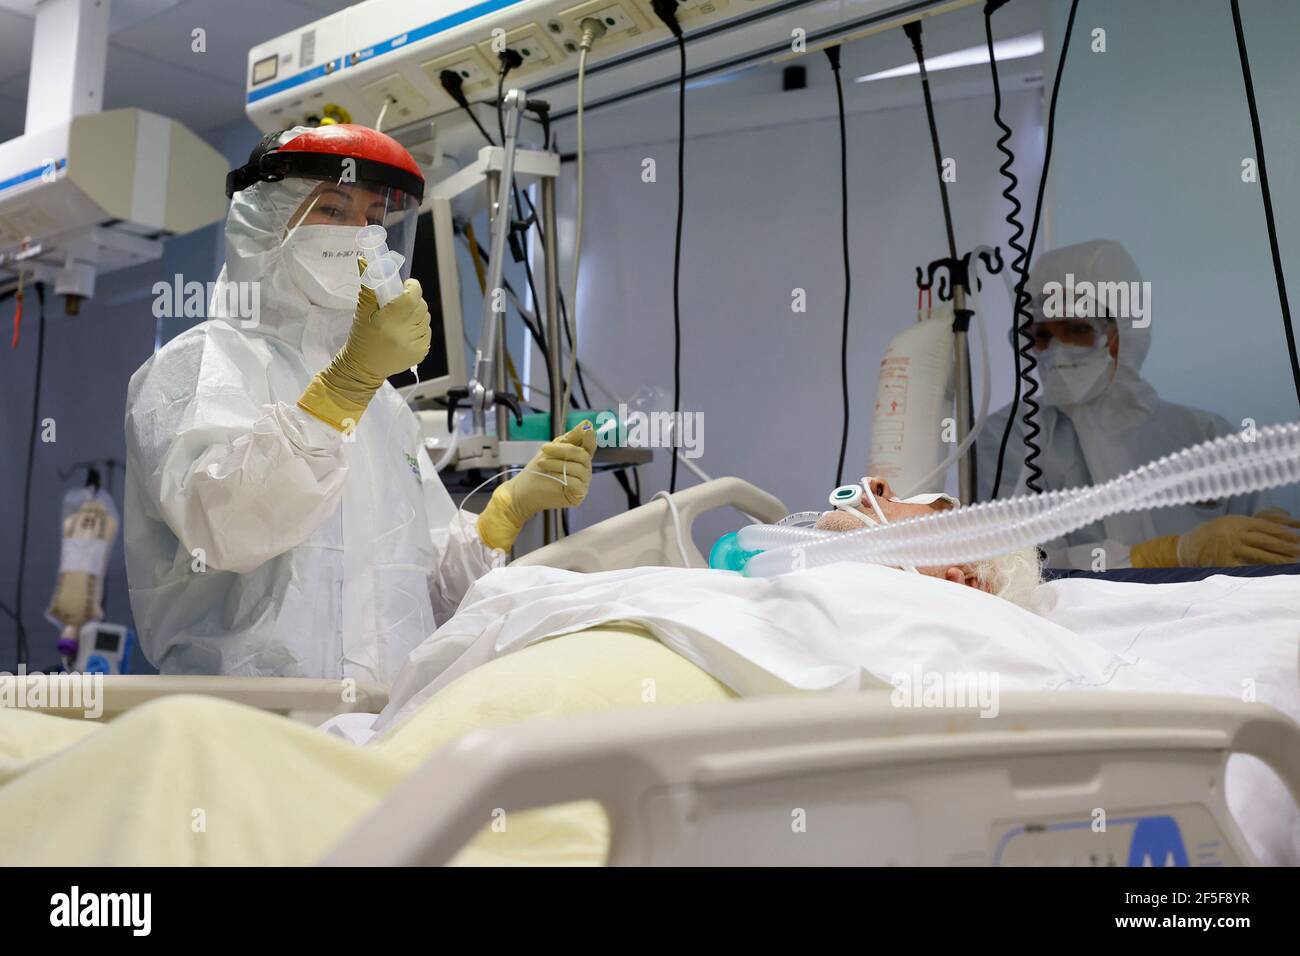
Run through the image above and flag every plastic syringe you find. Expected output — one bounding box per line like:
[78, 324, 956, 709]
[356, 225, 419, 382]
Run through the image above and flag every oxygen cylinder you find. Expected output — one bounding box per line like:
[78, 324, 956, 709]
[866, 309, 955, 493]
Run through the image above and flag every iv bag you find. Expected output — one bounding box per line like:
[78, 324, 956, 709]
[866, 308, 955, 494]
[45, 487, 119, 641]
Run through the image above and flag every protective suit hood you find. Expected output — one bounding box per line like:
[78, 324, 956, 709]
[211, 128, 344, 366]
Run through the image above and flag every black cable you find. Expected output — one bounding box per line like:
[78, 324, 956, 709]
[559, 294, 596, 409]
[669, 40, 686, 493]
[491, 56, 596, 424]
[904, 22, 958, 262]
[462, 228, 555, 402]
[495, 56, 516, 146]
[1230, 0, 1300, 410]
[995, 0, 1081, 496]
[651, 0, 687, 493]
[448, 61, 633, 508]
[825, 45, 852, 487]
[13, 284, 46, 668]
[460, 229, 546, 348]
[441, 70, 499, 146]
[983, 0, 1033, 499]
[448, 70, 592, 404]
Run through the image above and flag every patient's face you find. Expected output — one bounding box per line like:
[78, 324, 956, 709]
[813, 478, 954, 531]
[813, 478, 991, 593]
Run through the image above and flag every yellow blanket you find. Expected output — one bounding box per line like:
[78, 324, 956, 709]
[0, 625, 734, 865]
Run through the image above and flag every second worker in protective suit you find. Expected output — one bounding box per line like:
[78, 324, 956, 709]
[124, 125, 595, 680]
[977, 238, 1300, 570]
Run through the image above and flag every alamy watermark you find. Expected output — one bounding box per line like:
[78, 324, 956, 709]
[50, 886, 150, 936]
[0, 666, 103, 718]
[889, 664, 1000, 718]
[593, 404, 704, 459]
[152, 273, 261, 328]
[1041, 272, 1151, 329]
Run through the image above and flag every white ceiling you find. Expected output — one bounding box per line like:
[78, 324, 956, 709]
[0, 0, 356, 143]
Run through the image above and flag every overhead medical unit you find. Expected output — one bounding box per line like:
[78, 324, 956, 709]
[244, 0, 980, 149]
[0, 0, 229, 313]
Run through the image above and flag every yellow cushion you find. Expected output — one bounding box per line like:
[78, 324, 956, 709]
[0, 695, 402, 866]
[372, 623, 736, 865]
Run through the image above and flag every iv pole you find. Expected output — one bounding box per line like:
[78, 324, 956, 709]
[904, 18, 980, 504]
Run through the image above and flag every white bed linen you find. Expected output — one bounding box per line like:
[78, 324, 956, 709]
[378, 564, 1300, 863]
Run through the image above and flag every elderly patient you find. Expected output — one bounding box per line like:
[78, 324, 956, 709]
[814, 477, 1043, 610]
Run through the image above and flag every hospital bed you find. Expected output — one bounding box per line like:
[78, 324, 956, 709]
[6, 478, 1299, 865]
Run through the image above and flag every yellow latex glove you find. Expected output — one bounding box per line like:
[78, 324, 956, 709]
[298, 270, 431, 431]
[1130, 508, 1300, 568]
[478, 421, 597, 552]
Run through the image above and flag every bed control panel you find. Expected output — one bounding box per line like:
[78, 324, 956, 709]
[991, 807, 1238, 867]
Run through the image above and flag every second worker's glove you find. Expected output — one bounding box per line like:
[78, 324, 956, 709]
[298, 269, 431, 431]
[1130, 508, 1300, 567]
[477, 420, 597, 552]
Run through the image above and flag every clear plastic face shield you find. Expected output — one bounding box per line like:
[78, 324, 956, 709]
[225, 127, 426, 313]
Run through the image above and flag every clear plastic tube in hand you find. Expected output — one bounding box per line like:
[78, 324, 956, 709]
[738, 421, 1300, 576]
[357, 225, 418, 382]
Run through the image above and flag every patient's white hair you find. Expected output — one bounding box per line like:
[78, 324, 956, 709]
[970, 547, 1044, 612]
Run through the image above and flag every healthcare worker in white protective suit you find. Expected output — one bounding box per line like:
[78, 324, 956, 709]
[976, 238, 1300, 570]
[124, 125, 596, 680]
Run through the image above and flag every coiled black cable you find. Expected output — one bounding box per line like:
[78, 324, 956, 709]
[1230, 0, 1300, 410]
[983, 0, 1035, 499]
[826, 45, 853, 487]
[992, 0, 1082, 496]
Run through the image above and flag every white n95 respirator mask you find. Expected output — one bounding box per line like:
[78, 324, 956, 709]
[1038, 343, 1113, 407]
[283, 224, 364, 310]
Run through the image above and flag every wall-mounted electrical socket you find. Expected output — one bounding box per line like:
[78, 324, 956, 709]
[359, 73, 431, 127]
[476, 22, 566, 78]
[420, 46, 498, 98]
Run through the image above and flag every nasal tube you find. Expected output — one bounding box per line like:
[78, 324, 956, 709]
[735, 421, 1300, 576]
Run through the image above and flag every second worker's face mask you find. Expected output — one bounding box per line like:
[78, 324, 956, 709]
[1038, 342, 1114, 407]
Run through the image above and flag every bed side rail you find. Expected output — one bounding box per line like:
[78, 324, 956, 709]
[321, 691, 1300, 866]
[0, 674, 389, 723]
[511, 476, 787, 571]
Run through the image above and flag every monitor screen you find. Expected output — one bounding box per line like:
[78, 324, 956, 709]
[94, 629, 121, 651]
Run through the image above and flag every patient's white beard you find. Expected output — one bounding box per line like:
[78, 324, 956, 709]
[971, 547, 1044, 612]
